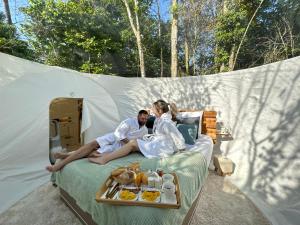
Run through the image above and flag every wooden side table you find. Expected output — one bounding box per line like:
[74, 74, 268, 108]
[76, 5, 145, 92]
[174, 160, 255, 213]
[202, 111, 217, 143]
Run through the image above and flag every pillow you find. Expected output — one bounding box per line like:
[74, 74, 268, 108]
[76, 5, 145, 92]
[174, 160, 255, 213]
[177, 118, 199, 141]
[176, 124, 198, 145]
[176, 111, 203, 138]
[176, 111, 202, 118]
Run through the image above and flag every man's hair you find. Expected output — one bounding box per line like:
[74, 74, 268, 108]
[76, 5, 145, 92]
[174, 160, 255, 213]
[138, 110, 149, 115]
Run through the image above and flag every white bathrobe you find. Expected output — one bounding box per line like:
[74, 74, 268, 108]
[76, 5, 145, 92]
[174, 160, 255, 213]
[96, 118, 148, 153]
[137, 113, 185, 158]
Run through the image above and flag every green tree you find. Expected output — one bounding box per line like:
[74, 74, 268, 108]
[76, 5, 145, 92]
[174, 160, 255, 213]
[21, 0, 170, 77]
[215, 0, 300, 72]
[0, 12, 32, 59]
[215, 0, 248, 72]
[22, 0, 127, 74]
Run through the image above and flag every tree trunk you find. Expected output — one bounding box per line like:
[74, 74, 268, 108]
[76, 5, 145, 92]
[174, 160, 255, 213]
[3, 0, 12, 25]
[183, 2, 190, 76]
[285, 18, 295, 57]
[171, 0, 178, 77]
[160, 42, 163, 77]
[136, 33, 145, 77]
[228, 44, 236, 70]
[184, 17, 190, 76]
[133, 0, 146, 78]
[122, 0, 146, 77]
[231, 0, 265, 71]
[156, 0, 163, 77]
[184, 38, 189, 75]
[220, 63, 225, 72]
[192, 18, 198, 75]
[193, 49, 196, 75]
[217, 0, 229, 72]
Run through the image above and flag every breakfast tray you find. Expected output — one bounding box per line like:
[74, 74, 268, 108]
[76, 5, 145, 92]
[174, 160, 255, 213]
[95, 172, 181, 209]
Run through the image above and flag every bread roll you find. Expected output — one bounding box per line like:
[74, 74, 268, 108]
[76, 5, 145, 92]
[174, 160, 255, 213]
[114, 170, 136, 185]
[111, 167, 126, 176]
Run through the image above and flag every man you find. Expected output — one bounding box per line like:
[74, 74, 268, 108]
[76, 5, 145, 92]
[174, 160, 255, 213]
[46, 110, 149, 172]
[91, 109, 149, 157]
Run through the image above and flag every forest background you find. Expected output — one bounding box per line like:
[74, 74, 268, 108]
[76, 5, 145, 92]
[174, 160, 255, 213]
[1, 0, 299, 77]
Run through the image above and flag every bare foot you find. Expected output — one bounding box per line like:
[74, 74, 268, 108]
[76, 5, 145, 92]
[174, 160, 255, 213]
[88, 157, 108, 165]
[53, 151, 70, 159]
[46, 165, 60, 172]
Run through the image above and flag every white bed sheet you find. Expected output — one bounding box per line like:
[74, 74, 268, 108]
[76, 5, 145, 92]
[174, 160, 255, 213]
[185, 134, 214, 168]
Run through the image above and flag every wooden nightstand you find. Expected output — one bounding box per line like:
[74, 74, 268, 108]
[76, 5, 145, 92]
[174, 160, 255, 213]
[202, 111, 217, 143]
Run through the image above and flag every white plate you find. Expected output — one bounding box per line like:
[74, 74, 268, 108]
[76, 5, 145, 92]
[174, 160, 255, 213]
[138, 190, 161, 203]
[117, 189, 138, 201]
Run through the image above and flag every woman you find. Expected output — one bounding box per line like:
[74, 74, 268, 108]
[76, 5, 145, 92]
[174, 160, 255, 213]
[90, 99, 186, 165]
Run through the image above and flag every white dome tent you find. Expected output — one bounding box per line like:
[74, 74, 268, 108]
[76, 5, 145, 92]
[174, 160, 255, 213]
[0, 52, 299, 225]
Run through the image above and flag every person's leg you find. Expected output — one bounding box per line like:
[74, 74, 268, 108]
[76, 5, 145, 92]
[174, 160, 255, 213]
[53, 146, 102, 159]
[88, 151, 111, 158]
[89, 140, 139, 165]
[46, 140, 99, 172]
[87, 150, 101, 158]
[53, 151, 72, 159]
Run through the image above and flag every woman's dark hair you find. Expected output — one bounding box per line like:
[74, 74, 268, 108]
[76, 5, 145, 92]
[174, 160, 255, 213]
[153, 99, 178, 121]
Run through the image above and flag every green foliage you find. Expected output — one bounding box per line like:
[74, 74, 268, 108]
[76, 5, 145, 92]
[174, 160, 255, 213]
[215, 4, 248, 70]
[140, 13, 171, 76]
[3, 0, 298, 76]
[171, 2, 178, 15]
[21, 0, 123, 74]
[0, 13, 33, 59]
[214, 0, 300, 72]
[21, 0, 170, 76]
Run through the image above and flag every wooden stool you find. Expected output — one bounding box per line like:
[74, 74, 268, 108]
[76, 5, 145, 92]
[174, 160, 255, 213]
[213, 155, 234, 176]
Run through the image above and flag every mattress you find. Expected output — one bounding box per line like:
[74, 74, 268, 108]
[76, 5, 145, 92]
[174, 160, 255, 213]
[53, 141, 213, 225]
[186, 134, 214, 163]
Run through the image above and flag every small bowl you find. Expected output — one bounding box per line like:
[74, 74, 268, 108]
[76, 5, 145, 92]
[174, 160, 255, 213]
[162, 181, 176, 194]
[162, 173, 174, 183]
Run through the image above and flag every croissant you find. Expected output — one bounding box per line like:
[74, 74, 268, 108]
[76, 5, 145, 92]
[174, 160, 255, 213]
[111, 167, 126, 176]
[113, 170, 136, 185]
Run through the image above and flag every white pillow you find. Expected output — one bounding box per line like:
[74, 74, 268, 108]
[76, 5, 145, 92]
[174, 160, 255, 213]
[176, 111, 203, 119]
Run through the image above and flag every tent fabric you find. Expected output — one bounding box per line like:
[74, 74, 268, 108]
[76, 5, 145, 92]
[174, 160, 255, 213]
[0, 52, 300, 225]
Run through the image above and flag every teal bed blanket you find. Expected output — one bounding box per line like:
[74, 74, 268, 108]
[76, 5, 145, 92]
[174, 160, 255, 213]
[54, 151, 208, 225]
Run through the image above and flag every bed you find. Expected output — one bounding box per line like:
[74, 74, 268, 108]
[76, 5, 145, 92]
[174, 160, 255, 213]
[52, 111, 215, 225]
